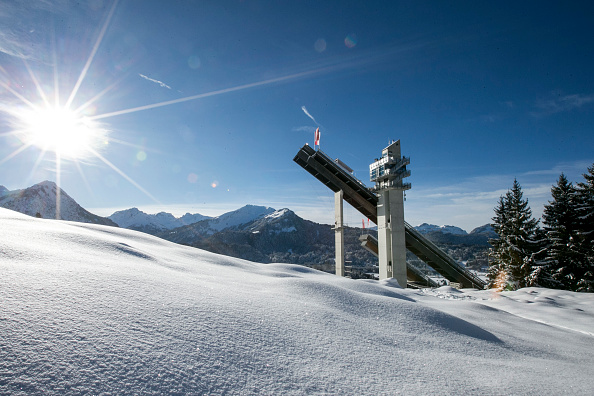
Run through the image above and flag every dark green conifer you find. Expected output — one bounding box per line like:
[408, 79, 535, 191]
[542, 173, 580, 289]
[575, 164, 594, 292]
[487, 179, 542, 290]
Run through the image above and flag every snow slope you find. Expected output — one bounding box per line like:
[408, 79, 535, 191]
[1, 208, 593, 395]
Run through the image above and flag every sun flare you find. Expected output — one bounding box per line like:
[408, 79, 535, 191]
[15, 106, 107, 159]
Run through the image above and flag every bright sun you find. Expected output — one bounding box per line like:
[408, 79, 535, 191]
[16, 106, 107, 159]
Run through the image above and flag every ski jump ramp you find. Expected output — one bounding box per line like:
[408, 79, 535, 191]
[294, 144, 486, 289]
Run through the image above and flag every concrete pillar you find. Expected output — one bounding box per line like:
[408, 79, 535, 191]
[377, 189, 407, 287]
[391, 189, 407, 287]
[377, 190, 392, 280]
[334, 190, 345, 277]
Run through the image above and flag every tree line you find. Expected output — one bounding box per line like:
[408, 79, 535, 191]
[487, 164, 594, 292]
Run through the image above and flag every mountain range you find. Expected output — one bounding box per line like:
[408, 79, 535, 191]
[414, 222, 497, 246]
[108, 207, 211, 234]
[0, 181, 495, 273]
[109, 206, 495, 238]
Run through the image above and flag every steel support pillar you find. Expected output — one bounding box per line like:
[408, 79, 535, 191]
[334, 190, 345, 276]
[377, 189, 407, 287]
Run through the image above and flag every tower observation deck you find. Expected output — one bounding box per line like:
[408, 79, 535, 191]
[294, 143, 486, 289]
[370, 141, 411, 191]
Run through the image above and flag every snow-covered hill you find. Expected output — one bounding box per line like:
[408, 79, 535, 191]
[415, 223, 468, 235]
[1, 207, 593, 394]
[469, 223, 497, 237]
[108, 207, 211, 233]
[0, 181, 117, 226]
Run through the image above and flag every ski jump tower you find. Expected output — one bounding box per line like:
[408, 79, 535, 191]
[370, 141, 411, 286]
[294, 140, 486, 289]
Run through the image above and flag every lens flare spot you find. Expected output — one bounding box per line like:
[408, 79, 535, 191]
[187, 173, 198, 183]
[344, 34, 357, 48]
[81, 103, 98, 116]
[179, 125, 195, 143]
[211, 181, 218, 188]
[188, 55, 201, 69]
[314, 39, 326, 53]
[136, 151, 147, 161]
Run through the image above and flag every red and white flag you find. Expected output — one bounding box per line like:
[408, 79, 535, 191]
[314, 127, 320, 147]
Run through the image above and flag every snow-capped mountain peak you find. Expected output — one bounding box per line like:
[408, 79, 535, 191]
[0, 181, 117, 226]
[208, 205, 276, 231]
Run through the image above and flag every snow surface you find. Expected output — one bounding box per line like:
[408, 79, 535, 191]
[265, 208, 289, 220]
[1, 207, 594, 395]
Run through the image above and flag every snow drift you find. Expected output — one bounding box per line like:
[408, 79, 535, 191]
[1, 208, 593, 395]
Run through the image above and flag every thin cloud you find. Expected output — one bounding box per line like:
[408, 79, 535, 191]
[139, 74, 172, 89]
[532, 93, 594, 117]
[0, 0, 84, 59]
[405, 160, 593, 230]
[292, 126, 315, 133]
[0, 33, 28, 58]
[301, 106, 319, 125]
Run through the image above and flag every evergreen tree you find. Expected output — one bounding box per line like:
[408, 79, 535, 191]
[541, 173, 580, 289]
[487, 179, 543, 290]
[487, 196, 511, 289]
[575, 164, 594, 292]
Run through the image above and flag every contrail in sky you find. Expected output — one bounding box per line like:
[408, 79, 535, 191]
[301, 106, 319, 125]
[139, 74, 172, 89]
[90, 69, 330, 121]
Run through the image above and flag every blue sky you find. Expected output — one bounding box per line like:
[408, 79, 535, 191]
[1, 0, 593, 231]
